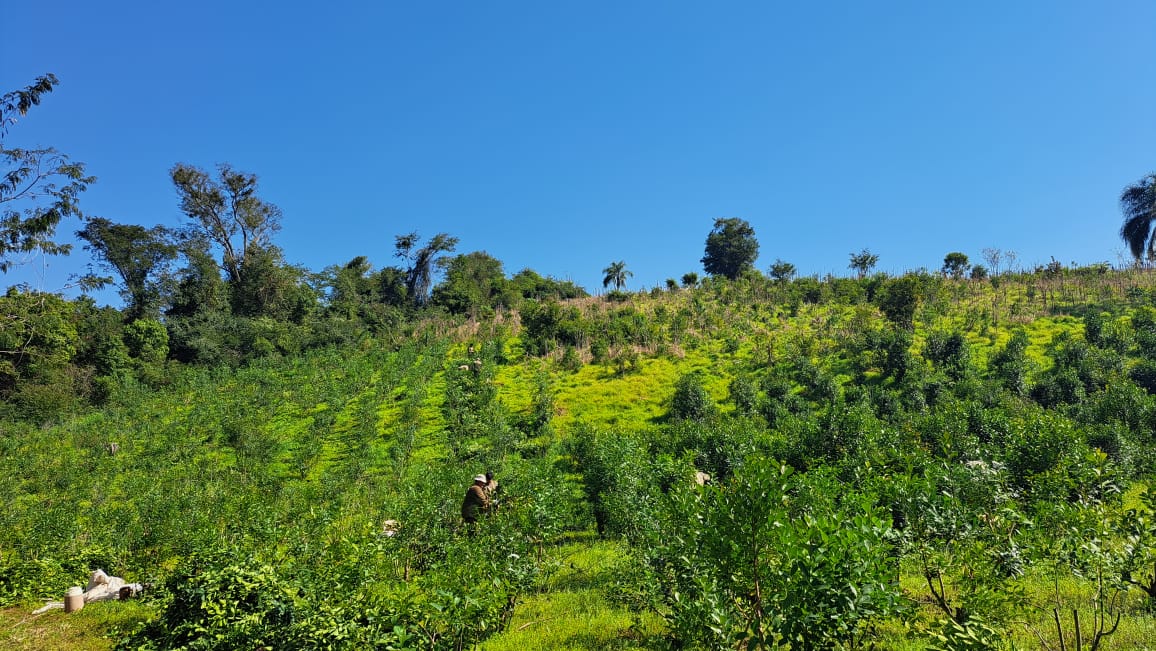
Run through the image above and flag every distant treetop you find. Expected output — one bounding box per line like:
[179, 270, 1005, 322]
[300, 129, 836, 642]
[702, 217, 759, 280]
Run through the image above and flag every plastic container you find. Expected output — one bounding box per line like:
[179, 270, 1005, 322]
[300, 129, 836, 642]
[64, 586, 84, 613]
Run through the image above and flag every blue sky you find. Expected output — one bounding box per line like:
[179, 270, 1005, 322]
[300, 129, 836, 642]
[3, 1, 1154, 302]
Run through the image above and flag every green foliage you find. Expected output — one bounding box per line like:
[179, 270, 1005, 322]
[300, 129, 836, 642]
[166, 237, 229, 319]
[1032, 331, 1124, 407]
[0, 546, 120, 607]
[12, 250, 1156, 650]
[1, 74, 95, 272]
[76, 218, 177, 320]
[394, 231, 460, 307]
[927, 615, 1007, 651]
[701, 217, 759, 280]
[768, 258, 796, 283]
[1118, 486, 1156, 609]
[523, 370, 556, 440]
[1132, 305, 1156, 359]
[567, 427, 661, 539]
[989, 329, 1031, 396]
[170, 163, 282, 288]
[999, 407, 1088, 498]
[650, 460, 900, 649]
[432, 250, 514, 317]
[509, 268, 587, 301]
[228, 245, 315, 321]
[877, 275, 922, 330]
[943, 251, 970, 279]
[1119, 171, 1156, 261]
[727, 375, 758, 416]
[669, 372, 716, 422]
[924, 329, 972, 381]
[0, 289, 80, 418]
[519, 300, 589, 356]
[601, 260, 632, 291]
[122, 555, 296, 650]
[124, 318, 169, 365]
[849, 247, 880, 279]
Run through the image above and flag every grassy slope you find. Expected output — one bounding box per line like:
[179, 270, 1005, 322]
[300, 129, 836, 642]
[6, 270, 1156, 649]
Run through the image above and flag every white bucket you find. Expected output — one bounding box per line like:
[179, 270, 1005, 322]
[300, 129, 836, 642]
[64, 586, 84, 613]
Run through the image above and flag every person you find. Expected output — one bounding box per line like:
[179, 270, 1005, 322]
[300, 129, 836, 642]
[461, 474, 490, 527]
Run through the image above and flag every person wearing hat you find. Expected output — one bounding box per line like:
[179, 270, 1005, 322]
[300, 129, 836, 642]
[461, 474, 491, 527]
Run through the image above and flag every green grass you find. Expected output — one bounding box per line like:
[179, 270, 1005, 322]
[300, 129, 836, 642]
[481, 539, 665, 651]
[0, 601, 152, 651]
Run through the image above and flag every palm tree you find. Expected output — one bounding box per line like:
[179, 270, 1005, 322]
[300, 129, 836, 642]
[602, 261, 632, 291]
[1120, 173, 1156, 262]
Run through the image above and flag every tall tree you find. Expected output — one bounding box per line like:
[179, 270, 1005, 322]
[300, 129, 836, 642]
[602, 260, 632, 291]
[701, 217, 759, 280]
[395, 232, 458, 306]
[849, 248, 879, 279]
[170, 163, 282, 286]
[77, 218, 177, 320]
[942, 251, 969, 279]
[1120, 173, 1156, 262]
[1, 74, 94, 272]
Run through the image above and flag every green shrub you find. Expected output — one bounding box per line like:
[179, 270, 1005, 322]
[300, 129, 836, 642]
[121, 556, 297, 650]
[669, 372, 716, 422]
[650, 460, 900, 649]
[728, 375, 759, 416]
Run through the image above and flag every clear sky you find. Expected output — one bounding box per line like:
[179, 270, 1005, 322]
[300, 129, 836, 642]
[3, 1, 1154, 302]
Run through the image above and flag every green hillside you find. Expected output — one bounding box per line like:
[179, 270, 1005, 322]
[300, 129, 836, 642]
[6, 269, 1156, 649]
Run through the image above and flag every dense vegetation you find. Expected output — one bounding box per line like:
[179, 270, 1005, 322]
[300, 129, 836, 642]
[6, 74, 1156, 649]
[6, 263, 1156, 650]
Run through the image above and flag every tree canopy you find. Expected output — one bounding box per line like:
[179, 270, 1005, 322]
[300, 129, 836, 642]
[849, 248, 879, 279]
[769, 259, 796, 283]
[0, 74, 94, 273]
[1120, 173, 1156, 262]
[601, 261, 631, 291]
[77, 218, 177, 320]
[701, 217, 759, 280]
[942, 251, 969, 279]
[170, 163, 282, 286]
[395, 232, 458, 306]
[432, 251, 512, 316]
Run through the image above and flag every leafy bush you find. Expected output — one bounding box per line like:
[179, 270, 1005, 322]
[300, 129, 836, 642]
[669, 372, 716, 422]
[924, 329, 972, 381]
[567, 427, 661, 539]
[649, 460, 900, 649]
[121, 555, 297, 651]
[998, 409, 1088, 499]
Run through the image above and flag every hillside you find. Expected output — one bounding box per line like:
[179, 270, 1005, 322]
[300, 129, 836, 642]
[6, 268, 1156, 649]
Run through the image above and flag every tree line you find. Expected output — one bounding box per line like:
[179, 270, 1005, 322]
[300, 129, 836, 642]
[3, 73, 1155, 423]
